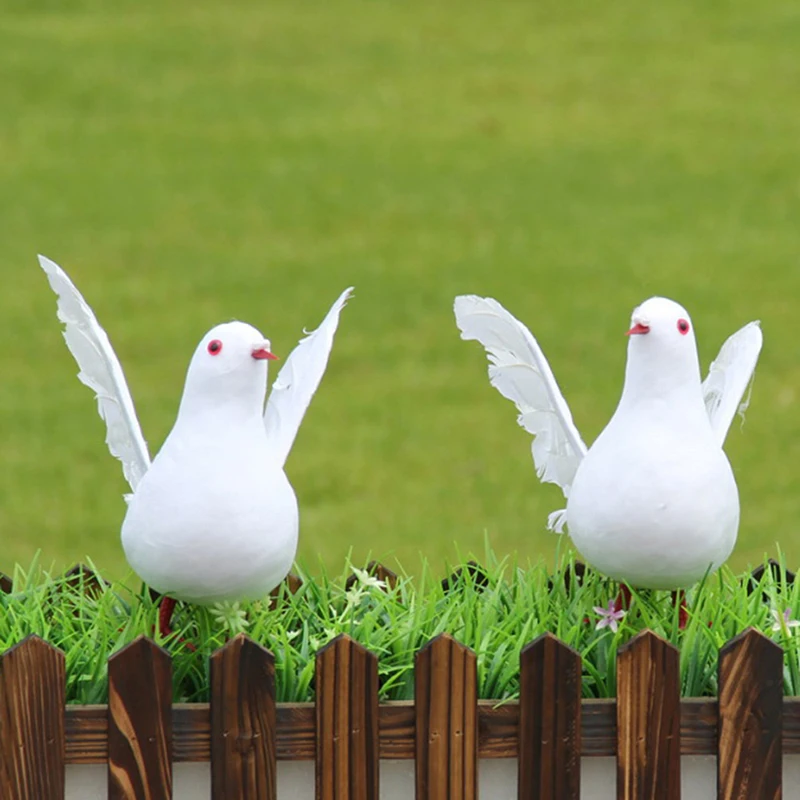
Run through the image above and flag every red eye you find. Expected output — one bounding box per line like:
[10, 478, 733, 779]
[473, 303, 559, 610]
[207, 339, 223, 355]
[677, 319, 690, 335]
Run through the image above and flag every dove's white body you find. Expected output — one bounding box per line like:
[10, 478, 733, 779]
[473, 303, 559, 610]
[455, 294, 761, 590]
[122, 410, 299, 604]
[40, 254, 351, 607]
[566, 391, 739, 589]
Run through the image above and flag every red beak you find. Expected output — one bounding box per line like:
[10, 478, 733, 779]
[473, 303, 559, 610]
[252, 348, 279, 360]
[625, 323, 650, 336]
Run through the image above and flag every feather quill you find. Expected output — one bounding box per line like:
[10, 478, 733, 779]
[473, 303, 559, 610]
[264, 287, 353, 468]
[702, 320, 763, 446]
[39, 255, 150, 491]
[454, 295, 587, 523]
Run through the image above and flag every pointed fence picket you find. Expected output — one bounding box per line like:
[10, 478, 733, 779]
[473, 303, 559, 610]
[63, 563, 110, 598]
[717, 628, 783, 799]
[616, 630, 681, 799]
[315, 634, 380, 800]
[415, 634, 478, 800]
[269, 572, 304, 611]
[518, 633, 581, 799]
[210, 633, 277, 799]
[0, 635, 65, 800]
[108, 637, 173, 799]
[344, 560, 398, 593]
[2, 562, 800, 798]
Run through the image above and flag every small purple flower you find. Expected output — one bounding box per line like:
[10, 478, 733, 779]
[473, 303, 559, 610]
[593, 599, 626, 633]
[770, 607, 800, 634]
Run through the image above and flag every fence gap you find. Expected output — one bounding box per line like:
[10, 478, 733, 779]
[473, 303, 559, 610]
[0, 635, 65, 800]
[616, 629, 680, 799]
[718, 627, 783, 799]
[315, 634, 379, 800]
[108, 636, 172, 800]
[415, 633, 477, 800]
[518, 633, 581, 799]
[210, 633, 277, 799]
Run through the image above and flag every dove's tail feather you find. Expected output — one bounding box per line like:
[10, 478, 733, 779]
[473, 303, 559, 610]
[454, 295, 587, 506]
[702, 320, 763, 446]
[39, 255, 151, 490]
[263, 287, 353, 468]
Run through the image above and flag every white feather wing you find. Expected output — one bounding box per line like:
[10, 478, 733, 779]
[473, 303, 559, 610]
[454, 295, 588, 506]
[39, 255, 150, 490]
[264, 287, 353, 468]
[702, 320, 763, 446]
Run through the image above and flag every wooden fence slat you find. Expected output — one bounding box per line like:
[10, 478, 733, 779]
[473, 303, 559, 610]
[0, 572, 11, 593]
[546, 560, 588, 594]
[210, 633, 276, 800]
[518, 633, 581, 799]
[57, 695, 800, 763]
[415, 633, 477, 800]
[440, 561, 489, 593]
[269, 573, 304, 610]
[62, 562, 109, 597]
[315, 634, 379, 800]
[747, 560, 795, 601]
[0, 635, 65, 800]
[108, 636, 172, 800]
[344, 561, 398, 592]
[718, 627, 783, 799]
[616, 629, 680, 800]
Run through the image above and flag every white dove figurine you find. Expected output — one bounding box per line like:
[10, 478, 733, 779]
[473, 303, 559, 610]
[40, 255, 353, 639]
[455, 295, 762, 625]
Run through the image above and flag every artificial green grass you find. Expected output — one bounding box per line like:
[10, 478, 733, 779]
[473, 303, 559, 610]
[2, 1, 800, 577]
[2, 550, 799, 703]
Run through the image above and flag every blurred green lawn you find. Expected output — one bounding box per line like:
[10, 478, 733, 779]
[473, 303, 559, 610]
[1, 0, 799, 579]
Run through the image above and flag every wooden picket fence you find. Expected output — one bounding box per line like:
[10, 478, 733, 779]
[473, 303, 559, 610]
[0, 562, 796, 799]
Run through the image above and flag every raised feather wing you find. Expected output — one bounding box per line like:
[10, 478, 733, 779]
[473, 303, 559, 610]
[702, 320, 763, 446]
[454, 295, 587, 529]
[38, 255, 150, 490]
[264, 287, 353, 468]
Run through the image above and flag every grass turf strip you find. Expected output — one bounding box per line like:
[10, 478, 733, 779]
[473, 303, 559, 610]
[1, 547, 798, 703]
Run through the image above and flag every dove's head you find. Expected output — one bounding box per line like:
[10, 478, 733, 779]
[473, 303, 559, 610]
[621, 296, 702, 401]
[177, 321, 278, 421]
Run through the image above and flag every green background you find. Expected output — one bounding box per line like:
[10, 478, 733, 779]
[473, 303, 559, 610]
[1, 0, 798, 579]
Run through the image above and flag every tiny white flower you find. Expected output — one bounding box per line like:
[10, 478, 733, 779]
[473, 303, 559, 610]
[594, 599, 626, 633]
[350, 567, 387, 591]
[211, 601, 249, 635]
[770, 607, 800, 633]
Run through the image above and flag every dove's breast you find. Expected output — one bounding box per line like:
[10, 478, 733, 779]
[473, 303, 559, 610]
[565, 415, 739, 589]
[121, 428, 298, 604]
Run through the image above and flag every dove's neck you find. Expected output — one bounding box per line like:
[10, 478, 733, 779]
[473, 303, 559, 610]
[617, 345, 707, 425]
[174, 368, 267, 431]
